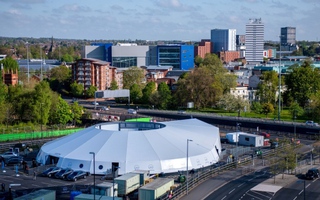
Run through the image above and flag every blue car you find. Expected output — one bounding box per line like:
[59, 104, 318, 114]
[66, 170, 87, 181]
[54, 168, 74, 179]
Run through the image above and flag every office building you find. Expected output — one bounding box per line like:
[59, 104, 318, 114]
[157, 44, 194, 70]
[281, 27, 296, 45]
[211, 29, 236, 53]
[245, 18, 264, 63]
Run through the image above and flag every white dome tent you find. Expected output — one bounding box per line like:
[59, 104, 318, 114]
[36, 119, 222, 175]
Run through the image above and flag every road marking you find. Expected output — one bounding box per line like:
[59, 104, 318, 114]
[248, 178, 254, 181]
[238, 183, 244, 187]
[299, 190, 303, 195]
[221, 196, 226, 200]
[306, 183, 311, 188]
[293, 196, 297, 200]
[229, 188, 235, 194]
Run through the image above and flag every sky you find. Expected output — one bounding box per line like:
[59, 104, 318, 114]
[0, 0, 319, 41]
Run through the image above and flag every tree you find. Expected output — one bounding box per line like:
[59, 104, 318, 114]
[70, 81, 84, 97]
[216, 93, 250, 116]
[141, 81, 156, 104]
[289, 101, 304, 120]
[123, 66, 145, 89]
[157, 82, 172, 109]
[130, 84, 142, 104]
[33, 81, 52, 126]
[284, 60, 320, 107]
[49, 65, 71, 83]
[61, 54, 73, 62]
[70, 101, 84, 126]
[256, 71, 279, 105]
[0, 57, 19, 73]
[86, 85, 97, 98]
[194, 55, 203, 67]
[49, 96, 73, 125]
[110, 80, 119, 90]
[261, 102, 274, 118]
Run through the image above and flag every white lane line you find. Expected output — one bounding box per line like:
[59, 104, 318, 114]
[229, 188, 235, 194]
[293, 196, 297, 200]
[299, 190, 303, 195]
[221, 196, 226, 200]
[238, 183, 244, 187]
[306, 183, 311, 188]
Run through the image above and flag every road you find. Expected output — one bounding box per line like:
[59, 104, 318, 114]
[203, 170, 271, 200]
[273, 178, 320, 200]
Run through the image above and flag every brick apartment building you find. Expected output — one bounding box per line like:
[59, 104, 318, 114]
[1, 63, 19, 86]
[219, 51, 240, 63]
[194, 40, 212, 59]
[71, 58, 122, 90]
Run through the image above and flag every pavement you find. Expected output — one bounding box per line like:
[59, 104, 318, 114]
[181, 158, 320, 200]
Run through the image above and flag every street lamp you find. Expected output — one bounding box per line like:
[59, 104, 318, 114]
[40, 103, 43, 135]
[89, 152, 96, 200]
[294, 109, 297, 140]
[26, 42, 30, 83]
[236, 123, 241, 167]
[186, 139, 193, 195]
[278, 35, 283, 121]
[113, 166, 120, 200]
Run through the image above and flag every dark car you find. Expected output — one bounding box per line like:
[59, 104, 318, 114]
[4, 156, 24, 166]
[305, 168, 320, 180]
[55, 168, 74, 179]
[66, 170, 87, 181]
[42, 167, 62, 177]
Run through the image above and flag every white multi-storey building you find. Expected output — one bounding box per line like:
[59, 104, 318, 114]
[245, 19, 264, 64]
[211, 29, 236, 53]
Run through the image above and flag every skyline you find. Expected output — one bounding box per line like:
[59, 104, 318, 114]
[0, 0, 319, 42]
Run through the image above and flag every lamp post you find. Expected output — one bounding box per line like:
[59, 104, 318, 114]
[186, 139, 193, 195]
[89, 152, 96, 200]
[278, 35, 282, 121]
[113, 166, 120, 200]
[40, 103, 43, 138]
[236, 123, 241, 167]
[294, 109, 297, 140]
[26, 42, 30, 83]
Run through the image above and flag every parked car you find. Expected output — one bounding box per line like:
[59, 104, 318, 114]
[4, 156, 24, 166]
[42, 167, 62, 177]
[0, 152, 18, 159]
[270, 142, 279, 149]
[55, 168, 74, 179]
[259, 132, 270, 138]
[127, 109, 137, 114]
[13, 143, 27, 151]
[66, 170, 87, 181]
[305, 168, 320, 180]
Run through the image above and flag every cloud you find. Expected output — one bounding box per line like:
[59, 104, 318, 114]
[154, 0, 194, 11]
[0, 0, 45, 3]
[110, 5, 124, 11]
[54, 4, 92, 13]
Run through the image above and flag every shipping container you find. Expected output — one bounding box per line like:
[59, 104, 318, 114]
[138, 178, 174, 200]
[74, 194, 122, 200]
[131, 170, 150, 186]
[14, 189, 56, 200]
[91, 182, 118, 197]
[114, 173, 140, 195]
[226, 132, 247, 143]
[238, 133, 264, 147]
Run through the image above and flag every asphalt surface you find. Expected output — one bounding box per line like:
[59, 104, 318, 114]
[181, 157, 320, 200]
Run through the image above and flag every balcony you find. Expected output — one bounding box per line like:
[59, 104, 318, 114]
[85, 78, 91, 81]
[78, 72, 84, 75]
[77, 78, 84, 81]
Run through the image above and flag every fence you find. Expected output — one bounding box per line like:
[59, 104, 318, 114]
[0, 128, 83, 143]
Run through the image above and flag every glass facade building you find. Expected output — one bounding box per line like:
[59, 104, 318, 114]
[112, 57, 137, 68]
[157, 45, 194, 70]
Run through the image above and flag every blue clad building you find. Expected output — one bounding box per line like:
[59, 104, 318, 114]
[157, 44, 194, 70]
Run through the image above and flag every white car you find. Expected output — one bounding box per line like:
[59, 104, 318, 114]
[306, 121, 319, 126]
[1, 152, 18, 159]
[101, 106, 109, 111]
[128, 109, 137, 114]
[91, 102, 99, 105]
